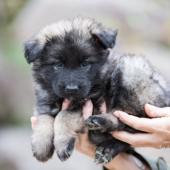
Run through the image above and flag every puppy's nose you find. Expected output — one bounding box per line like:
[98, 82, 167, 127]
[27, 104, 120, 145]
[65, 84, 79, 93]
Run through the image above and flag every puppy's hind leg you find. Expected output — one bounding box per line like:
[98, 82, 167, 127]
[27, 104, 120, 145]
[31, 114, 54, 162]
[95, 139, 129, 164]
[54, 110, 84, 161]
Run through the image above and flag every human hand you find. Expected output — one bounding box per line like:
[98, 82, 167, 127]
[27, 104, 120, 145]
[76, 101, 147, 170]
[112, 104, 170, 148]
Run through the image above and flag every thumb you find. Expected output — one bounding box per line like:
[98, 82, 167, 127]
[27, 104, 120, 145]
[145, 104, 170, 118]
[30, 116, 38, 130]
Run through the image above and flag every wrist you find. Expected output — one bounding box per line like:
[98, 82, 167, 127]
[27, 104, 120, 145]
[104, 153, 148, 170]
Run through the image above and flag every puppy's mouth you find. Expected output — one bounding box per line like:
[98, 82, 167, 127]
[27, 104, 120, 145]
[54, 90, 89, 101]
[52, 82, 91, 100]
[63, 91, 89, 100]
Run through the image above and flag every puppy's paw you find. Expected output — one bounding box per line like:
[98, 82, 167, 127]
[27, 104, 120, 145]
[85, 116, 109, 132]
[94, 140, 128, 164]
[54, 137, 75, 161]
[54, 110, 82, 161]
[85, 114, 119, 132]
[31, 115, 54, 162]
[95, 145, 114, 164]
[32, 136, 54, 162]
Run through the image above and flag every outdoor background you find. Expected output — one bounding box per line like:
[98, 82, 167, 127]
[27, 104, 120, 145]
[0, 0, 170, 170]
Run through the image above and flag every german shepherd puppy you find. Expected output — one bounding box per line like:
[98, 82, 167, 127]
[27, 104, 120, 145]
[24, 17, 170, 164]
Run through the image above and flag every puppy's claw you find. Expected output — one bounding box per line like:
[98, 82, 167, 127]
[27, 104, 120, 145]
[94, 146, 113, 164]
[55, 138, 75, 161]
[85, 116, 108, 132]
[57, 151, 70, 162]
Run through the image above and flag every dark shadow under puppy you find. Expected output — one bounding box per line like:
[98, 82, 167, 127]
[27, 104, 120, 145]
[24, 17, 170, 164]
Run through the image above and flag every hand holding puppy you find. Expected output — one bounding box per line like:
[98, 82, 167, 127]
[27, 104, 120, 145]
[112, 104, 170, 148]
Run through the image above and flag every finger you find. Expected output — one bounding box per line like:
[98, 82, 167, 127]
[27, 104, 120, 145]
[100, 101, 107, 114]
[75, 132, 96, 158]
[61, 99, 71, 110]
[160, 142, 170, 149]
[114, 111, 153, 132]
[30, 116, 38, 130]
[145, 104, 170, 118]
[77, 132, 89, 144]
[112, 131, 158, 147]
[82, 100, 93, 120]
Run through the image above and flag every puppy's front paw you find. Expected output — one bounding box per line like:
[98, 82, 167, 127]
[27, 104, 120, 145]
[31, 115, 54, 162]
[85, 116, 109, 132]
[54, 110, 83, 161]
[54, 137, 75, 161]
[85, 114, 119, 132]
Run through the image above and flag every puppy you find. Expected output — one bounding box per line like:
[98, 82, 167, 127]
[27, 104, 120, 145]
[24, 17, 170, 164]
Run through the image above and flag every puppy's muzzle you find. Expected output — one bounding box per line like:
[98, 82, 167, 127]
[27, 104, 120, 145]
[65, 84, 79, 94]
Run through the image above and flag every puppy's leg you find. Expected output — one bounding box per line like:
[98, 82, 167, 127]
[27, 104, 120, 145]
[88, 131, 129, 164]
[54, 110, 84, 161]
[31, 114, 54, 162]
[95, 139, 129, 164]
[85, 113, 121, 132]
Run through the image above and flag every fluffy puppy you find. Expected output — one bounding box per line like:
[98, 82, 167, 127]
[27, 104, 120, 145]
[24, 17, 170, 164]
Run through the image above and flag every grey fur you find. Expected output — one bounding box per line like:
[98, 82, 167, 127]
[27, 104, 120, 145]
[24, 17, 170, 164]
[31, 115, 54, 162]
[54, 110, 84, 161]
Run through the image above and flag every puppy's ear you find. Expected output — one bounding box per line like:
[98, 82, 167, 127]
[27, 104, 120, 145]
[24, 39, 44, 64]
[91, 29, 118, 49]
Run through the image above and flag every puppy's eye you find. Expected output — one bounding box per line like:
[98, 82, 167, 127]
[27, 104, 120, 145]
[53, 63, 64, 70]
[80, 62, 90, 68]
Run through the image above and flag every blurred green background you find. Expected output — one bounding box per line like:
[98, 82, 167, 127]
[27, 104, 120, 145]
[0, 0, 170, 170]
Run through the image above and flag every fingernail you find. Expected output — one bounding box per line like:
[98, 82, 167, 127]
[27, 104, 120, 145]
[145, 104, 163, 117]
[114, 111, 120, 117]
[145, 104, 158, 113]
[64, 98, 70, 103]
[85, 100, 92, 107]
[146, 104, 157, 110]
[111, 131, 118, 137]
[114, 111, 126, 117]
[111, 131, 114, 135]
